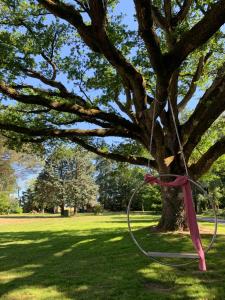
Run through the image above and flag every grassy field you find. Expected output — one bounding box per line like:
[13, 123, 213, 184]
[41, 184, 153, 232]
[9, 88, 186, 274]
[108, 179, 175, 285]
[0, 213, 224, 300]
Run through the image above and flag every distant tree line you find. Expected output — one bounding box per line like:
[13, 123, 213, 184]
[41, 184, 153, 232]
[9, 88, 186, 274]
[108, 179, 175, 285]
[0, 138, 224, 216]
[20, 145, 162, 214]
[96, 158, 161, 212]
[19, 143, 225, 215]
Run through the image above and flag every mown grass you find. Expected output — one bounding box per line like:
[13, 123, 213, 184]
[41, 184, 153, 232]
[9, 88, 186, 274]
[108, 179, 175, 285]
[0, 213, 224, 300]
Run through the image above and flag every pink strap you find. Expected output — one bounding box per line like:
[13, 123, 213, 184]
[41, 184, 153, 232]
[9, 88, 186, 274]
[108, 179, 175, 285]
[145, 174, 206, 271]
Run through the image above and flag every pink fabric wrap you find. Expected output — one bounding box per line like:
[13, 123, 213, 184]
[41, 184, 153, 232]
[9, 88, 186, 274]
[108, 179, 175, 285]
[144, 174, 206, 271]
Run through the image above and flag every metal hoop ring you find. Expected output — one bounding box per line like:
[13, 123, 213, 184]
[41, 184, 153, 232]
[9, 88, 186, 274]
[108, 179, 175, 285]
[127, 174, 218, 268]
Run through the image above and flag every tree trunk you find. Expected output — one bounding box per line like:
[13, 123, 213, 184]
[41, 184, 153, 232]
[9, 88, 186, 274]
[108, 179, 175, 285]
[156, 159, 190, 231]
[157, 185, 188, 231]
[60, 203, 65, 216]
[141, 200, 145, 212]
[74, 206, 77, 215]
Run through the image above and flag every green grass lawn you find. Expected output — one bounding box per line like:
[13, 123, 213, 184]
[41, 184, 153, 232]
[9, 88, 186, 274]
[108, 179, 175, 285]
[0, 213, 224, 300]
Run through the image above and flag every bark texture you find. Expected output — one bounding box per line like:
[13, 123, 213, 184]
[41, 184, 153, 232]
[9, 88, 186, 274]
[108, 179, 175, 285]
[157, 185, 187, 231]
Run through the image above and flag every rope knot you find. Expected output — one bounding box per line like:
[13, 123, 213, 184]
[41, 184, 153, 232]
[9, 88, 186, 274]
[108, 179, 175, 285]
[144, 174, 157, 184]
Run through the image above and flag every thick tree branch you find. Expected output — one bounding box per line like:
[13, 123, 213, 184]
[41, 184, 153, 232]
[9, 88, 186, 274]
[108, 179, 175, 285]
[22, 68, 68, 95]
[134, 0, 170, 109]
[165, 0, 225, 72]
[2, 126, 157, 168]
[86, 0, 107, 29]
[172, 0, 193, 26]
[0, 123, 133, 139]
[182, 72, 225, 157]
[0, 82, 140, 137]
[134, 0, 164, 77]
[70, 136, 157, 168]
[151, 5, 168, 32]
[189, 137, 225, 178]
[13, 83, 86, 106]
[164, 0, 172, 24]
[151, 5, 167, 29]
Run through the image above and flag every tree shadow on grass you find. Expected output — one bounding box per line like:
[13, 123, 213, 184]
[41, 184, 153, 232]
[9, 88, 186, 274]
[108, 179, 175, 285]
[105, 214, 160, 224]
[0, 224, 224, 299]
[105, 219, 158, 224]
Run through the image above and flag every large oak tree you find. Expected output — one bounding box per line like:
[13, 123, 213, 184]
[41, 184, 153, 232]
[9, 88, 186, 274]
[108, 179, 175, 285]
[0, 0, 225, 230]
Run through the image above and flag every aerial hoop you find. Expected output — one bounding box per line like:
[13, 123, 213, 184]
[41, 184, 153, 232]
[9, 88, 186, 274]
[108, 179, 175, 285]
[127, 174, 218, 268]
[129, 76, 218, 270]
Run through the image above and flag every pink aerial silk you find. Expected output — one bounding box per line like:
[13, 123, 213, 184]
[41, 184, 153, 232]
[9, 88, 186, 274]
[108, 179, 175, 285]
[144, 174, 206, 271]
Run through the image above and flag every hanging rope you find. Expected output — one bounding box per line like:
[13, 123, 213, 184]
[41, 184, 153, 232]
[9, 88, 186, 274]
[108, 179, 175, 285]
[167, 98, 189, 176]
[148, 98, 157, 172]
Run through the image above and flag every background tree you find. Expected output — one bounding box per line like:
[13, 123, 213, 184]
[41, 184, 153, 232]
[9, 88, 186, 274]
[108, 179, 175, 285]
[34, 171, 59, 213]
[23, 145, 98, 214]
[0, 134, 42, 214]
[186, 115, 225, 213]
[0, 136, 16, 191]
[0, 135, 17, 213]
[96, 158, 161, 212]
[198, 157, 225, 213]
[0, 1, 225, 229]
[21, 187, 35, 213]
[66, 176, 98, 214]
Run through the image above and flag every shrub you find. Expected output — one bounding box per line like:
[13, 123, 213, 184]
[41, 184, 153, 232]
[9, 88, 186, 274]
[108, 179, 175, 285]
[93, 203, 104, 215]
[9, 198, 22, 214]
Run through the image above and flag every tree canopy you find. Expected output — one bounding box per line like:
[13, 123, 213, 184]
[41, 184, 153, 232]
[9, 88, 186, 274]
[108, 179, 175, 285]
[0, 0, 224, 177]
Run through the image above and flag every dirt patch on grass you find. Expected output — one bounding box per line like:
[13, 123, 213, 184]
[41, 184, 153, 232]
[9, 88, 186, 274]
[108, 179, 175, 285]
[148, 225, 215, 235]
[177, 226, 214, 235]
